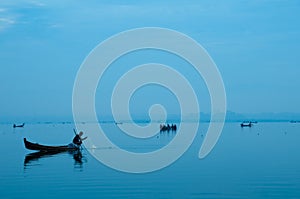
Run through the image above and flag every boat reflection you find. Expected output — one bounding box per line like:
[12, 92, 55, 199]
[24, 150, 86, 169]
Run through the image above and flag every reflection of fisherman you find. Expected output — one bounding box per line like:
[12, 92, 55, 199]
[73, 150, 83, 164]
[69, 131, 87, 149]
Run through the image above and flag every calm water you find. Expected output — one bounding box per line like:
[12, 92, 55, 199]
[0, 122, 300, 199]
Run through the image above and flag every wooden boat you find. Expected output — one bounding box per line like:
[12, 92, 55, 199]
[13, 123, 25, 128]
[160, 124, 177, 132]
[23, 138, 78, 152]
[240, 122, 253, 127]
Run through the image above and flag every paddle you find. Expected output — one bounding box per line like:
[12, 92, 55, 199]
[73, 128, 77, 135]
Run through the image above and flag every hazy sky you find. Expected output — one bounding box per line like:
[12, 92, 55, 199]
[0, 0, 299, 122]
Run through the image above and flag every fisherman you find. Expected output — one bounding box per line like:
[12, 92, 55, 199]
[69, 131, 87, 149]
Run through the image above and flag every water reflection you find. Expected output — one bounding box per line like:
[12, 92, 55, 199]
[24, 150, 86, 170]
[73, 150, 86, 171]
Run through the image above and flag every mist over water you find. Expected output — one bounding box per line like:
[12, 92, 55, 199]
[1, 1, 300, 198]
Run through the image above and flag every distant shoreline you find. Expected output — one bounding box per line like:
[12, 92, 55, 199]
[1, 119, 300, 125]
[3, 111, 300, 125]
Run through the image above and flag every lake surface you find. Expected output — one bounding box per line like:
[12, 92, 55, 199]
[0, 122, 300, 198]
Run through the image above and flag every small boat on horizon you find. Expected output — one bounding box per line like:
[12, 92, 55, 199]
[240, 122, 253, 127]
[13, 123, 25, 128]
[160, 124, 177, 132]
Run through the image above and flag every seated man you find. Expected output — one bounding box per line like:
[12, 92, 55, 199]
[69, 131, 87, 149]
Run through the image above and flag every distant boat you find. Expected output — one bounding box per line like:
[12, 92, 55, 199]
[290, 120, 300, 123]
[13, 123, 25, 128]
[160, 124, 177, 132]
[240, 122, 253, 127]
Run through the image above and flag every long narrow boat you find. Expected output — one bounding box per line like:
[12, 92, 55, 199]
[240, 122, 253, 127]
[13, 123, 25, 128]
[23, 138, 78, 152]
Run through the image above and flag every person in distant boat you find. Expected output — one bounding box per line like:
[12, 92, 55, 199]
[69, 131, 87, 149]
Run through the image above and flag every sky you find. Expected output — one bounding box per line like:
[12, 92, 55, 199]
[0, 0, 300, 122]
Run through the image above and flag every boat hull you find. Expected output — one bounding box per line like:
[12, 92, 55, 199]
[24, 138, 78, 152]
[240, 123, 253, 127]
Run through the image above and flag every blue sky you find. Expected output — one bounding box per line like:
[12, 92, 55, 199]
[0, 0, 300, 122]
